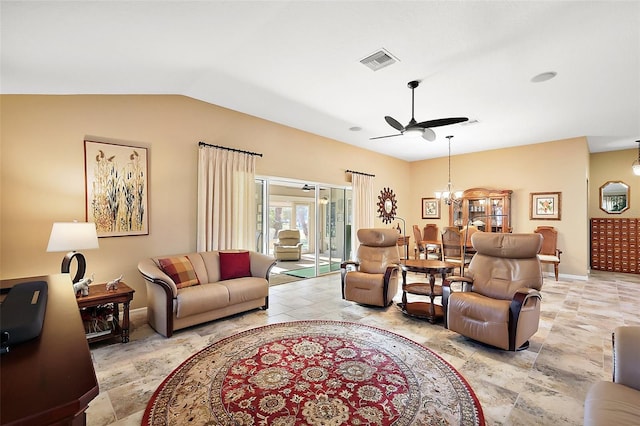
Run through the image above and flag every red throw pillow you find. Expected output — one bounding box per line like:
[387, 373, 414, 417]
[219, 251, 251, 280]
[158, 256, 200, 289]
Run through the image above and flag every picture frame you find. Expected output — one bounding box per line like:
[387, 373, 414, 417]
[529, 192, 561, 220]
[421, 197, 440, 219]
[85, 140, 149, 237]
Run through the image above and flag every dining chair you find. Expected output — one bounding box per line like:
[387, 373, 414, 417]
[412, 225, 426, 259]
[441, 227, 471, 275]
[423, 224, 441, 259]
[534, 226, 562, 281]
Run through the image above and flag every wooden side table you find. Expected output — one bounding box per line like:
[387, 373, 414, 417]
[76, 282, 135, 343]
[399, 259, 457, 323]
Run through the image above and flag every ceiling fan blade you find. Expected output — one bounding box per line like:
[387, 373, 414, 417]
[369, 133, 403, 140]
[415, 117, 469, 128]
[384, 116, 404, 131]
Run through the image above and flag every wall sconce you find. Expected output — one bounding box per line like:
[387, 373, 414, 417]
[46, 221, 99, 283]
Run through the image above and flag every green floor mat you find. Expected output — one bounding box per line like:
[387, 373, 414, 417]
[284, 264, 337, 278]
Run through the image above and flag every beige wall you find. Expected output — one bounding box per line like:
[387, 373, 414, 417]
[589, 149, 640, 218]
[409, 137, 591, 279]
[1, 95, 632, 310]
[0, 95, 408, 308]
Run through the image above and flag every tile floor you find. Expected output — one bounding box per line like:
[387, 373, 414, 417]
[87, 270, 640, 425]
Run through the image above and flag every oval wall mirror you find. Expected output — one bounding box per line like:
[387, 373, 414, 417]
[599, 181, 630, 214]
[377, 187, 397, 224]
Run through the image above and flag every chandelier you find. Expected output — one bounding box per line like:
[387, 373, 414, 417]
[632, 140, 640, 176]
[435, 135, 463, 205]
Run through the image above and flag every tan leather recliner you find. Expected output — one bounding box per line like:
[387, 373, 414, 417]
[442, 232, 543, 351]
[273, 229, 303, 261]
[341, 228, 400, 307]
[584, 326, 640, 425]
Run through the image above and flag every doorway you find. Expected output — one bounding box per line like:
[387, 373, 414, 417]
[255, 178, 351, 282]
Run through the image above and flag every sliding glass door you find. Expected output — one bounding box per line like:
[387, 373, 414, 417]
[255, 177, 351, 280]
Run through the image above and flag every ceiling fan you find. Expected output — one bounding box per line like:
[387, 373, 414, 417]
[370, 80, 468, 141]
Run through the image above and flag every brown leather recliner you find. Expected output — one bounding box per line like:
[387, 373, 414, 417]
[341, 228, 400, 307]
[442, 232, 543, 351]
[584, 326, 640, 425]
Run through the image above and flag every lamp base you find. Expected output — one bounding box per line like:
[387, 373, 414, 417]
[61, 251, 86, 284]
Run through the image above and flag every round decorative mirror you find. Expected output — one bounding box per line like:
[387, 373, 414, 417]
[599, 181, 629, 214]
[377, 187, 397, 224]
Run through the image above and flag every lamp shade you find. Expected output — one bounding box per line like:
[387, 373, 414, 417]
[46, 222, 99, 252]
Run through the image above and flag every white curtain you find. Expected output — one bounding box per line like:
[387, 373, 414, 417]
[350, 173, 375, 260]
[197, 145, 256, 251]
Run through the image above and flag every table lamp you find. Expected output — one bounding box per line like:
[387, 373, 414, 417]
[46, 221, 99, 283]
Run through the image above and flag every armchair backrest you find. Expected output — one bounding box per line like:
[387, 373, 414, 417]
[356, 228, 400, 274]
[276, 229, 301, 246]
[534, 226, 558, 256]
[467, 233, 543, 300]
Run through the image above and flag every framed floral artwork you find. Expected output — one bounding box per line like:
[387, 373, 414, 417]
[529, 192, 561, 220]
[85, 140, 149, 237]
[422, 198, 440, 219]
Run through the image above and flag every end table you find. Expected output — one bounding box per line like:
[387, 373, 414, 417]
[76, 282, 135, 343]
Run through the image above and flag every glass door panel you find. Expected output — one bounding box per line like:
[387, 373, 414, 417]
[259, 178, 351, 280]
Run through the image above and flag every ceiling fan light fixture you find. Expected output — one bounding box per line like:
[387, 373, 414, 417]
[403, 127, 423, 135]
[422, 128, 436, 141]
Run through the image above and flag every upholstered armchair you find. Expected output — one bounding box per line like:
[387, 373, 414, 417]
[273, 229, 303, 261]
[442, 232, 544, 351]
[341, 228, 401, 307]
[584, 326, 640, 425]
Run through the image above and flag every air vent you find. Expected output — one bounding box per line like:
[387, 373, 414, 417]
[360, 48, 398, 71]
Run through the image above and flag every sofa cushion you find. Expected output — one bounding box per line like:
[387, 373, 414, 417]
[175, 283, 230, 318]
[219, 251, 251, 280]
[158, 256, 200, 289]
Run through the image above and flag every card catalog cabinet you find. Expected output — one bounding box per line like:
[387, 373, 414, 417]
[590, 218, 639, 274]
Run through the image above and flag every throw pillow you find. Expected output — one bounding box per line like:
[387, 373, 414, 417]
[219, 251, 251, 280]
[158, 256, 200, 289]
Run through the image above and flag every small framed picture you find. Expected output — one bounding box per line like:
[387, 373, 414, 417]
[530, 192, 561, 220]
[422, 198, 440, 219]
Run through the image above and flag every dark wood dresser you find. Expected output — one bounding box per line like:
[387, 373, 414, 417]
[590, 218, 640, 274]
[1, 274, 99, 425]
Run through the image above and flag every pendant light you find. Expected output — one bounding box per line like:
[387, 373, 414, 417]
[434, 135, 463, 205]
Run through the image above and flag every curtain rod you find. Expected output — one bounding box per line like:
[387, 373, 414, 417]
[345, 169, 375, 177]
[198, 141, 263, 157]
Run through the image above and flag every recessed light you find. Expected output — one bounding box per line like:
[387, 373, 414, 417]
[349, 126, 362, 132]
[531, 71, 557, 83]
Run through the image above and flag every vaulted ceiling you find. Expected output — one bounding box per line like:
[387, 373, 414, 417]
[1, 1, 638, 161]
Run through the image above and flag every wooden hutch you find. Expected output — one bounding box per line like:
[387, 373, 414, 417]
[449, 188, 513, 232]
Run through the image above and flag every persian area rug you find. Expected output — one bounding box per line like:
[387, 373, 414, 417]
[142, 320, 485, 426]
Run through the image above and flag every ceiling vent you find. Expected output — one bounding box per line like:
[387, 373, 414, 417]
[360, 48, 398, 71]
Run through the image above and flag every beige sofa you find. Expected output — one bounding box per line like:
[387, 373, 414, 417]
[138, 250, 275, 337]
[584, 326, 640, 425]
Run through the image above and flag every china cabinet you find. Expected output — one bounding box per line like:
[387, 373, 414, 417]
[449, 188, 512, 232]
